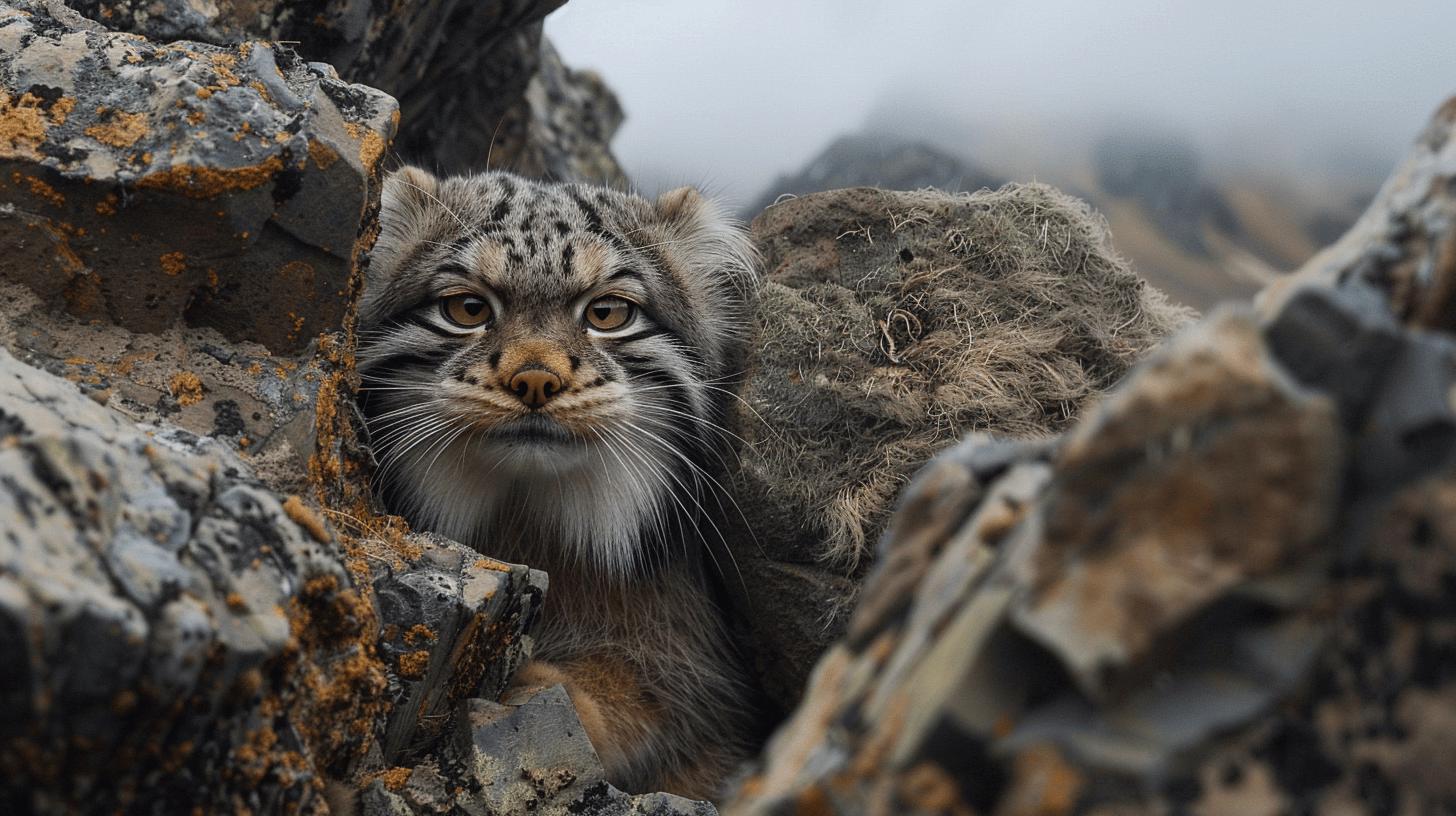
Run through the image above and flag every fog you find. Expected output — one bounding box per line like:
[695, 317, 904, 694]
[546, 0, 1456, 209]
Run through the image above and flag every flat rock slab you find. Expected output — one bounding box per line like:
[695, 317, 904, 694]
[0, 0, 398, 353]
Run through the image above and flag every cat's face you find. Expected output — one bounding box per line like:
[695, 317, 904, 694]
[357, 168, 757, 576]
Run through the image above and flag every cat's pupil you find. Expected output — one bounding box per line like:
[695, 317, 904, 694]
[593, 305, 610, 319]
[465, 300, 484, 315]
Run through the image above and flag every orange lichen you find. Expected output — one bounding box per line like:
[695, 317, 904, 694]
[283, 495, 331, 544]
[402, 624, 436, 646]
[396, 650, 430, 680]
[135, 156, 282, 198]
[168, 371, 204, 406]
[95, 194, 118, 216]
[48, 97, 75, 125]
[375, 767, 412, 792]
[13, 173, 65, 207]
[85, 108, 149, 148]
[225, 592, 248, 612]
[306, 139, 339, 170]
[159, 251, 187, 276]
[343, 122, 385, 169]
[0, 91, 50, 157]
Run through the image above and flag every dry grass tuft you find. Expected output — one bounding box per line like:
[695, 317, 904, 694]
[738, 184, 1192, 570]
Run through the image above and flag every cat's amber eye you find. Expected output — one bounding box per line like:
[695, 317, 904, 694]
[584, 296, 636, 332]
[440, 294, 492, 328]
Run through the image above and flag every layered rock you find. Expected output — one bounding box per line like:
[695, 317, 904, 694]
[725, 98, 1456, 816]
[730, 183, 1190, 710]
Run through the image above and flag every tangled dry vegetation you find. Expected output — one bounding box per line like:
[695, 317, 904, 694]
[744, 184, 1190, 567]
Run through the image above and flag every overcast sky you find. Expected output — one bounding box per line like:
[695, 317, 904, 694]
[546, 0, 1456, 208]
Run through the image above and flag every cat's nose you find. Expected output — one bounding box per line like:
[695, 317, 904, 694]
[508, 367, 564, 409]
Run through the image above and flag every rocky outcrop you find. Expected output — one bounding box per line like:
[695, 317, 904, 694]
[729, 183, 1190, 710]
[63, 0, 624, 183]
[725, 98, 1456, 816]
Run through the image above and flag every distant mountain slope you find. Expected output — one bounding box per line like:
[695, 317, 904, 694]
[745, 134, 1002, 218]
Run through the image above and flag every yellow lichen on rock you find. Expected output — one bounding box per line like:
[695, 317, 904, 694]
[168, 371, 204, 405]
[84, 108, 148, 148]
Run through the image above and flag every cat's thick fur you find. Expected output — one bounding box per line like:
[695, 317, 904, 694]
[357, 167, 761, 797]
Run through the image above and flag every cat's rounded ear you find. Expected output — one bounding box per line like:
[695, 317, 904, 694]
[649, 185, 761, 297]
[381, 165, 440, 222]
[654, 186, 709, 229]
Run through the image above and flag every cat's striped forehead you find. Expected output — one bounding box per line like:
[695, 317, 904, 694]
[419, 174, 660, 303]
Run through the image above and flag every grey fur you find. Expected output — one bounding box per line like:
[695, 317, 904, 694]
[357, 168, 762, 795]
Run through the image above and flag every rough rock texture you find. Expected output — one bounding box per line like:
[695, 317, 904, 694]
[64, 0, 625, 183]
[0, 346, 388, 813]
[731, 184, 1191, 709]
[0, 340, 648, 814]
[358, 685, 718, 816]
[1261, 97, 1456, 334]
[0, 0, 398, 354]
[725, 99, 1456, 816]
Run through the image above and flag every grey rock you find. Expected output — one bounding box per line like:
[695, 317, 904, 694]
[374, 533, 546, 766]
[0, 345, 380, 813]
[359, 685, 717, 815]
[0, 0, 398, 354]
[63, 0, 625, 182]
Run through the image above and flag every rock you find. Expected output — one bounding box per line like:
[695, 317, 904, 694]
[0, 340, 564, 813]
[0, 345, 388, 813]
[745, 132, 1002, 218]
[0, 0, 398, 354]
[62, 0, 624, 182]
[358, 685, 717, 816]
[0, 277, 337, 496]
[373, 534, 546, 766]
[487, 38, 628, 186]
[724, 98, 1456, 816]
[729, 183, 1190, 710]
[1262, 96, 1456, 333]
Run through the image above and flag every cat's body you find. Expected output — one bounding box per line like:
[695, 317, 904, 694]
[356, 168, 760, 797]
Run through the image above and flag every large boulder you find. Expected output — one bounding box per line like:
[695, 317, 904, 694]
[725, 98, 1456, 816]
[730, 183, 1190, 709]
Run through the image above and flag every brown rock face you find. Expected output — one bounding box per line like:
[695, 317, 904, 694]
[726, 98, 1456, 816]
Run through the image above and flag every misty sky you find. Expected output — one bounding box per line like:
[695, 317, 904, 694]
[547, 0, 1456, 208]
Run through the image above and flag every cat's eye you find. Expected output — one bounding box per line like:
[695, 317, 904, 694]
[440, 294, 492, 328]
[584, 296, 636, 332]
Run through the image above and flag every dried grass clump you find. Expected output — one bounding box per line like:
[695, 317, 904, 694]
[737, 184, 1192, 571]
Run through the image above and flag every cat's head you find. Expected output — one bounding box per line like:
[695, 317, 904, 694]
[357, 167, 759, 577]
